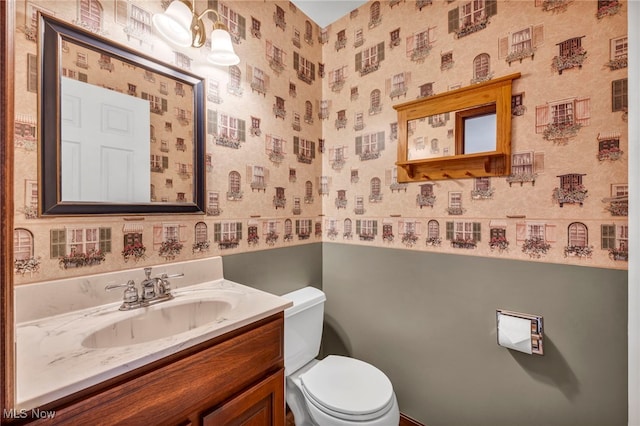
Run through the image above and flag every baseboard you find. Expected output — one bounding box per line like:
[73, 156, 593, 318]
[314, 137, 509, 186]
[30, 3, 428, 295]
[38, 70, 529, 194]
[400, 413, 425, 426]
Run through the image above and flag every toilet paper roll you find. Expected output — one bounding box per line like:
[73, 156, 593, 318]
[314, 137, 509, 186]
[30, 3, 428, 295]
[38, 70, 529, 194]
[497, 313, 532, 354]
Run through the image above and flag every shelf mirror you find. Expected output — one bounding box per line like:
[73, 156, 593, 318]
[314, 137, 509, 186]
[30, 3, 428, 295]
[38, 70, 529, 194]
[395, 73, 520, 182]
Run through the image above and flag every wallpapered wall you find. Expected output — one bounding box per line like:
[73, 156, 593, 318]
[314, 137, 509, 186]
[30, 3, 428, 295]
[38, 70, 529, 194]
[12, 0, 628, 285]
[318, 0, 628, 269]
[13, 0, 324, 284]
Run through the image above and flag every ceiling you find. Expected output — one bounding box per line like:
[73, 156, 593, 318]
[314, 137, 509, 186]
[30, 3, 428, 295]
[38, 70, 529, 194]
[291, 0, 369, 28]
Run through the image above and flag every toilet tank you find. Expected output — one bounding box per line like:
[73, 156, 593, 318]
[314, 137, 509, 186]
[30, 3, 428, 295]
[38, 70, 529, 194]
[282, 286, 326, 375]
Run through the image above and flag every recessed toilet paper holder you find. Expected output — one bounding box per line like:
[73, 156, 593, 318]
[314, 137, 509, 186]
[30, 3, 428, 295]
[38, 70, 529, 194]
[496, 309, 544, 355]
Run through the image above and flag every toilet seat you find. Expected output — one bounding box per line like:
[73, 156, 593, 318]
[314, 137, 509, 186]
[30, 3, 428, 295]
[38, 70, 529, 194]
[299, 355, 395, 422]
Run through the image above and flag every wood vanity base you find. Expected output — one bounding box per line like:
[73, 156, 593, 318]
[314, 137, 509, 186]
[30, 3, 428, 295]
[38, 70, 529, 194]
[23, 313, 285, 426]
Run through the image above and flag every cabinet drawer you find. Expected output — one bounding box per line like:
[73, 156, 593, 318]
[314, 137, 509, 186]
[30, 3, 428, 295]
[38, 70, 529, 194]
[31, 314, 284, 425]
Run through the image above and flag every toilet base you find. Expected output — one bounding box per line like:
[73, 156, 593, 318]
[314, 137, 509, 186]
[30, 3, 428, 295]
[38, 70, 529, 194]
[286, 361, 319, 426]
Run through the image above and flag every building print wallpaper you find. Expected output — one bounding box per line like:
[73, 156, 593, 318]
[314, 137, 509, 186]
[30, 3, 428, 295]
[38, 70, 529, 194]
[12, 0, 627, 284]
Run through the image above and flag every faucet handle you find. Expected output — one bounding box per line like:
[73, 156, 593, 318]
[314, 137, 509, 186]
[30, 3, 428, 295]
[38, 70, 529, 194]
[155, 272, 183, 295]
[157, 272, 184, 279]
[156, 272, 184, 281]
[105, 280, 139, 306]
[105, 280, 135, 292]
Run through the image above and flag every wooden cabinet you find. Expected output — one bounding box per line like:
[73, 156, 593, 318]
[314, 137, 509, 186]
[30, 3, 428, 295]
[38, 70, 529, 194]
[26, 313, 285, 426]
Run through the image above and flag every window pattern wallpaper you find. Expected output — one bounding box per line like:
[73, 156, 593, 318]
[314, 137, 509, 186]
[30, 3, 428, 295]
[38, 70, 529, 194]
[320, 0, 628, 269]
[12, 0, 627, 284]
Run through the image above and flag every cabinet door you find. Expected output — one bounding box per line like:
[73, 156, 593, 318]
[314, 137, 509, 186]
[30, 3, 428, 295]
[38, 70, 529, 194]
[202, 368, 285, 426]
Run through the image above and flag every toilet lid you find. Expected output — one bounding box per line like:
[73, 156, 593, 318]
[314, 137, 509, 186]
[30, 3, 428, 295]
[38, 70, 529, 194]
[300, 355, 394, 420]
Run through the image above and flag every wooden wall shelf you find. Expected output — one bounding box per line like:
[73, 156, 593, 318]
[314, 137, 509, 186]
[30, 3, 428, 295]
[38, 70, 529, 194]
[394, 73, 520, 182]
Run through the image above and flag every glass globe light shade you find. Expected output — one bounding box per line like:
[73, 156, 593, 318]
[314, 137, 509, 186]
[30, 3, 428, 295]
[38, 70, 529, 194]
[207, 29, 240, 66]
[152, 1, 193, 47]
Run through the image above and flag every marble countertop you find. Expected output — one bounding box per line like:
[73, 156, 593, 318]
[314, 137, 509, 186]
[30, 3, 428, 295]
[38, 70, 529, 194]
[16, 279, 292, 410]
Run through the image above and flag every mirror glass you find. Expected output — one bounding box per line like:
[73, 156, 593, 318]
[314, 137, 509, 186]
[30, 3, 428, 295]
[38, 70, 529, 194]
[406, 113, 453, 161]
[456, 104, 497, 155]
[406, 105, 497, 161]
[461, 113, 496, 154]
[40, 15, 206, 215]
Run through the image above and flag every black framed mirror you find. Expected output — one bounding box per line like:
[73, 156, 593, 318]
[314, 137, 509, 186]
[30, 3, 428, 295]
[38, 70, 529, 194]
[39, 14, 206, 215]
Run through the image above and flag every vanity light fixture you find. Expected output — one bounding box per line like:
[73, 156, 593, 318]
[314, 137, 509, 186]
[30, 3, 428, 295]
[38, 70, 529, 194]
[152, 0, 240, 66]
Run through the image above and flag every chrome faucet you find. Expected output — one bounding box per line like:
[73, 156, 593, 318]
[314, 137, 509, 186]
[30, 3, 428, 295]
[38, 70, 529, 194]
[105, 267, 183, 311]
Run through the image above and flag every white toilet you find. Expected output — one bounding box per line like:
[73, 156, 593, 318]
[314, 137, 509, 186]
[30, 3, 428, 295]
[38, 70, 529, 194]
[283, 287, 400, 426]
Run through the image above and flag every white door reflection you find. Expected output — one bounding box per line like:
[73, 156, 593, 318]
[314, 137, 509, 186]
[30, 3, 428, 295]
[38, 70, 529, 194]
[61, 78, 150, 202]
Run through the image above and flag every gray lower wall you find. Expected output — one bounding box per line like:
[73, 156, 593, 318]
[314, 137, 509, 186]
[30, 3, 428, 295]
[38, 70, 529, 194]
[222, 243, 628, 426]
[222, 243, 322, 296]
[322, 243, 627, 426]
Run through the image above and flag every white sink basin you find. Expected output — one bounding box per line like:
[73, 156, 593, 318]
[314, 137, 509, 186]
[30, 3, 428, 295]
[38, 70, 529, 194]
[82, 299, 233, 348]
[16, 257, 294, 411]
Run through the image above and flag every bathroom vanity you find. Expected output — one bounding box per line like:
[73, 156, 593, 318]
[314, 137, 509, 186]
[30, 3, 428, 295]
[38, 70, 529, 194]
[28, 313, 285, 425]
[13, 257, 291, 425]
